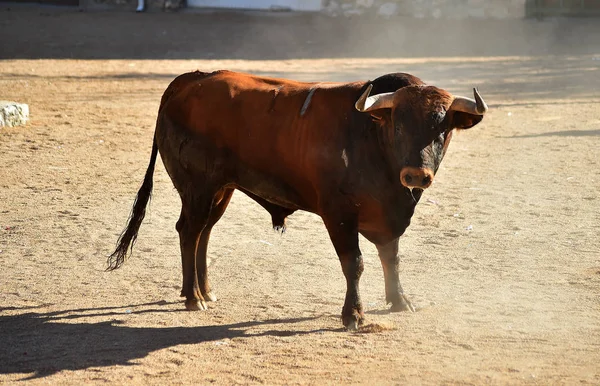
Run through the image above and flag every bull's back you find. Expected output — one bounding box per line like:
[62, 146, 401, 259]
[159, 71, 365, 208]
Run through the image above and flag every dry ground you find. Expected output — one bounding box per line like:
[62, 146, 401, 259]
[1, 7, 599, 385]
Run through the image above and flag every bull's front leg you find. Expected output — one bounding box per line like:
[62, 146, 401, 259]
[323, 216, 365, 330]
[376, 238, 415, 312]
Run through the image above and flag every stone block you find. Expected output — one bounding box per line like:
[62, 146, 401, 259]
[0, 101, 29, 128]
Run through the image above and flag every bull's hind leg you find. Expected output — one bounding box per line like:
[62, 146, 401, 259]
[176, 188, 220, 311]
[194, 188, 234, 303]
[376, 238, 415, 312]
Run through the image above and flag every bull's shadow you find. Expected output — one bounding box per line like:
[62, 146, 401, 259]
[0, 302, 332, 380]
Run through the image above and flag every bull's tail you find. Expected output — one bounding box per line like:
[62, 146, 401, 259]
[107, 135, 159, 270]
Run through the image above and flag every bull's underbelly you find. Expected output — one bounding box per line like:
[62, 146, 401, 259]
[230, 166, 310, 212]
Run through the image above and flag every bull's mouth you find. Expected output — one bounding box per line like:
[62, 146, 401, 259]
[400, 167, 434, 189]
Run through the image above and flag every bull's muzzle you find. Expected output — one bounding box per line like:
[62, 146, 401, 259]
[400, 167, 434, 189]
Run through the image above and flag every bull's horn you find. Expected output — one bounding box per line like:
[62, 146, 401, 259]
[355, 84, 395, 112]
[450, 88, 488, 115]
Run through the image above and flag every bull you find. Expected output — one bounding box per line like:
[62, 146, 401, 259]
[109, 70, 487, 330]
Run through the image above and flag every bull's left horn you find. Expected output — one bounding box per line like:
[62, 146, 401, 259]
[450, 88, 488, 115]
[355, 84, 395, 112]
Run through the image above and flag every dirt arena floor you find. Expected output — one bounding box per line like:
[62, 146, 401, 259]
[1, 7, 599, 385]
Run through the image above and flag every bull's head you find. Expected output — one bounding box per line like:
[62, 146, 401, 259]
[355, 84, 487, 189]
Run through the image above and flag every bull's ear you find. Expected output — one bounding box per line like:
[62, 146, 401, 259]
[451, 112, 484, 130]
[370, 110, 392, 128]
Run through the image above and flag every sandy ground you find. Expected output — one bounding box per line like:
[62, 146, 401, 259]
[1, 7, 600, 385]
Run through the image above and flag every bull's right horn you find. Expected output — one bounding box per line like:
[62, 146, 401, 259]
[449, 88, 488, 115]
[355, 84, 396, 112]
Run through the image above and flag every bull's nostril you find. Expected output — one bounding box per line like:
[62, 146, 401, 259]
[405, 174, 413, 184]
[422, 175, 431, 186]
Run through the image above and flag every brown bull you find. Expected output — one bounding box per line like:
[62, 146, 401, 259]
[109, 70, 487, 330]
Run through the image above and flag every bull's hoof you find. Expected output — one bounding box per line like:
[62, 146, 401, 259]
[204, 292, 217, 302]
[390, 294, 415, 312]
[345, 319, 359, 331]
[185, 298, 207, 311]
[342, 312, 364, 331]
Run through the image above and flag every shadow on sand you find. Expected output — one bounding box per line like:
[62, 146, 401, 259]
[511, 129, 600, 138]
[0, 302, 337, 379]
